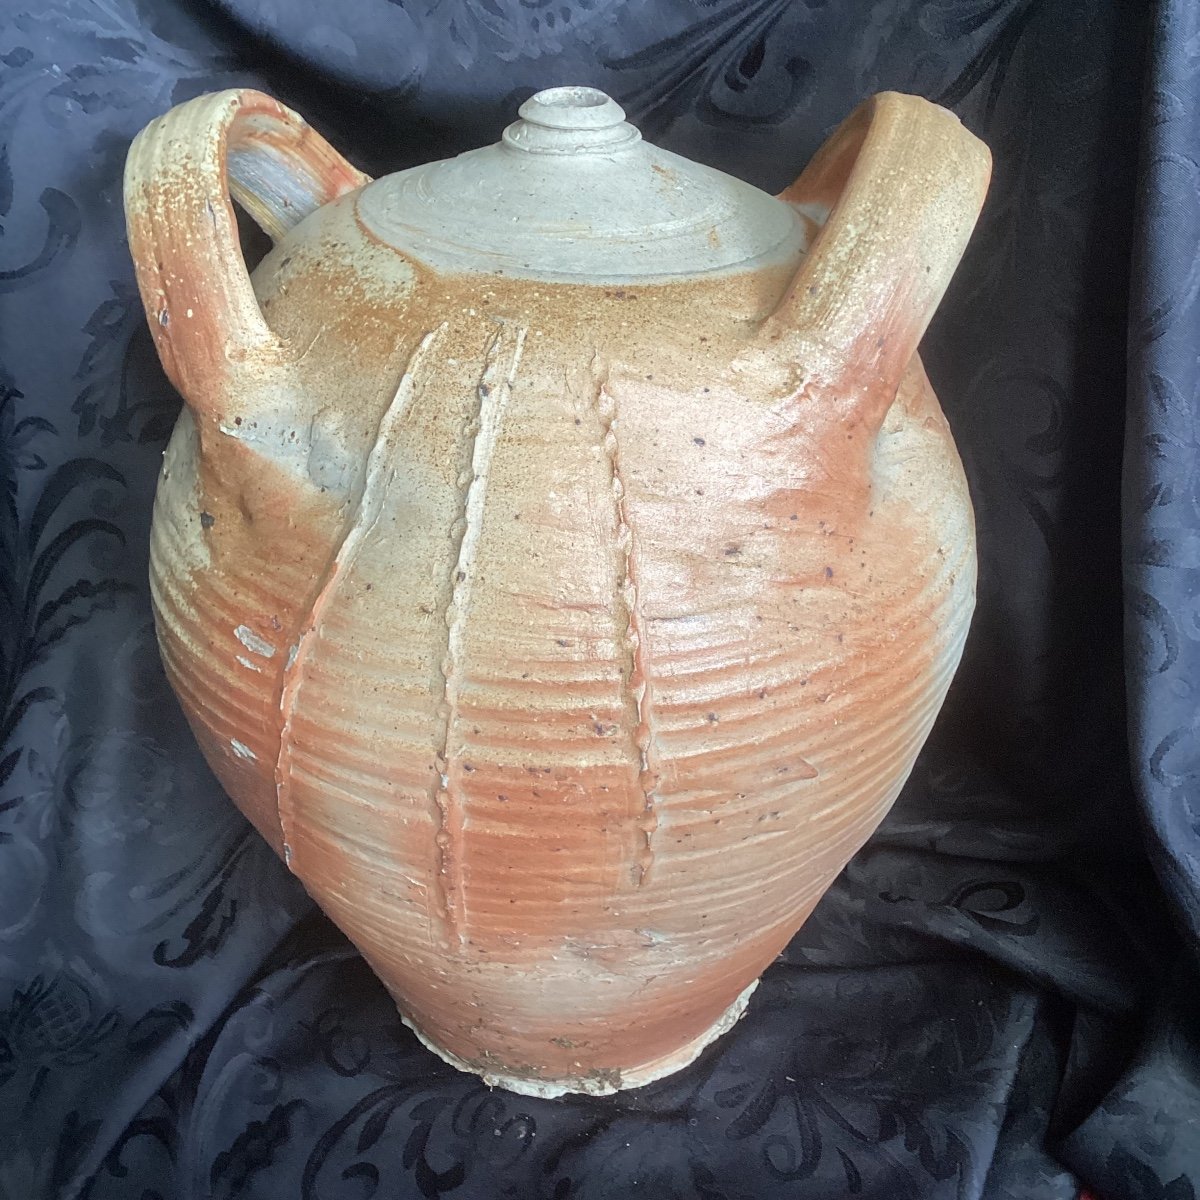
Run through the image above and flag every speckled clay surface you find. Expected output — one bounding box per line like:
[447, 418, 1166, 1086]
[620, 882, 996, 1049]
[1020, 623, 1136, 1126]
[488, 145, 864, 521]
[124, 86, 990, 1096]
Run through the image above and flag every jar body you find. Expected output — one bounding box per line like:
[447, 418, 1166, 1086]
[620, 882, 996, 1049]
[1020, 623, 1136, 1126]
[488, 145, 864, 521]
[150, 190, 975, 1095]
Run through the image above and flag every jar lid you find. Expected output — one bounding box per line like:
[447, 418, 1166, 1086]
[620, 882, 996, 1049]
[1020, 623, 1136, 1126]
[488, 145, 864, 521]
[354, 86, 805, 282]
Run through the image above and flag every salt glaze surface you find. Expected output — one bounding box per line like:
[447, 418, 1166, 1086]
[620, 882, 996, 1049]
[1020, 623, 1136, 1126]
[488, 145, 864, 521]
[124, 86, 990, 1096]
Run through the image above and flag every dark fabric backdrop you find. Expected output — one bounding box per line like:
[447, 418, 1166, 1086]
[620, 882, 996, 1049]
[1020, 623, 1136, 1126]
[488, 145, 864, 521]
[1, 1, 1197, 1197]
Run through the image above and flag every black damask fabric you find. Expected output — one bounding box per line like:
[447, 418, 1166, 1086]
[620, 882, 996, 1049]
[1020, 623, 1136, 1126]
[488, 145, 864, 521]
[0, 1, 1197, 1198]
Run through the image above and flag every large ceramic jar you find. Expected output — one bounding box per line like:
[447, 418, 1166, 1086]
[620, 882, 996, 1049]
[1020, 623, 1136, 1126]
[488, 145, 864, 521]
[124, 85, 989, 1096]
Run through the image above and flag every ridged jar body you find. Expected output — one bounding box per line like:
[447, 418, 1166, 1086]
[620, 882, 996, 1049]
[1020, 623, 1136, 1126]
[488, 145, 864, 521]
[148, 189, 975, 1095]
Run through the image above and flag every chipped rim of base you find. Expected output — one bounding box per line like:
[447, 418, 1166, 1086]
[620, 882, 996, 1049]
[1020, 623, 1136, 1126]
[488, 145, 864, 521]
[398, 978, 759, 1099]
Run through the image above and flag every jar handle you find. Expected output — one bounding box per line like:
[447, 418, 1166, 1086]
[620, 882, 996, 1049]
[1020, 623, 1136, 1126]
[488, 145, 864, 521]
[124, 89, 369, 423]
[761, 92, 990, 420]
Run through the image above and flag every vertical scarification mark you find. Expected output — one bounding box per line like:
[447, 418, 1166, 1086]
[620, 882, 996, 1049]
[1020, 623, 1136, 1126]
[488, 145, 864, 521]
[275, 327, 445, 866]
[434, 322, 527, 945]
[594, 369, 661, 887]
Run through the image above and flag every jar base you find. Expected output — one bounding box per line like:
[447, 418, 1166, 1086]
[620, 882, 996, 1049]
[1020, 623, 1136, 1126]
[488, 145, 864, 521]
[398, 979, 759, 1099]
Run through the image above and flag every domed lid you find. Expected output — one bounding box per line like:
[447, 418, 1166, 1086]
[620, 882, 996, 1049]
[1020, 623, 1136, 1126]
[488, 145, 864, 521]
[355, 86, 806, 282]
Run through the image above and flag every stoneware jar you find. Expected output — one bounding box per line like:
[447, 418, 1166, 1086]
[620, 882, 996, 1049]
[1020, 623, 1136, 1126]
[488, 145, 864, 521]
[124, 85, 990, 1096]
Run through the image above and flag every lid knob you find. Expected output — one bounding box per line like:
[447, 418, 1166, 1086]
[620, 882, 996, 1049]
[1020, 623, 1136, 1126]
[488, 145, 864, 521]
[503, 86, 641, 156]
